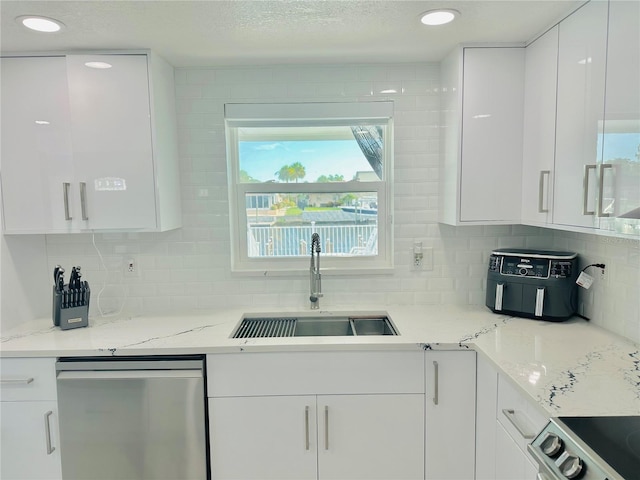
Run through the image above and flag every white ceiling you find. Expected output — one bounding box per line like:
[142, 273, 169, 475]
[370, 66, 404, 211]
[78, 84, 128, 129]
[1, 0, 584, 67]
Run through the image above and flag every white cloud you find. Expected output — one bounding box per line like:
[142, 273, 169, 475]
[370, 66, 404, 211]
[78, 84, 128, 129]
[254, 143, 282, 151]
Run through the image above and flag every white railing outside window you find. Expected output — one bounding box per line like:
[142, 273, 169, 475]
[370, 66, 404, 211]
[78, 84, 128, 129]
[248, 224, 378, 257]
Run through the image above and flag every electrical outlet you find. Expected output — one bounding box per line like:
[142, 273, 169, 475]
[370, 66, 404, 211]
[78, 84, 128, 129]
[124, 257, 140, 278]
[412, 241, 424, 270]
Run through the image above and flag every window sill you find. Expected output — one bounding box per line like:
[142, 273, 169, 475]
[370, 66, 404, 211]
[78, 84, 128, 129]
[230, 266, 396, 277]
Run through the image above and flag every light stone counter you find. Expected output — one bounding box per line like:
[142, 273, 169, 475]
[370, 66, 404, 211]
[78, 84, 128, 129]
[1, 304, 638, 417]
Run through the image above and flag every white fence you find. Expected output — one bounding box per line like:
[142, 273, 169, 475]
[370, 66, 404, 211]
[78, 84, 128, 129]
[248, 224, 377, 257]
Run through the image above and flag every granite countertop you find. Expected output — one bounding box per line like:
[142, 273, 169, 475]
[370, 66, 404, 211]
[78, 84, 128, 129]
[1, 304, 638, 417]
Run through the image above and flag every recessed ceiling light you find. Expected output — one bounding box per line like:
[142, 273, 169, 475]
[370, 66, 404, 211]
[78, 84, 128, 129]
[420, 9, 459, 26]
[84, 61, 113, 69]
[380, 89, 398, 94]
[16, 15, 64, 33]
[34, 120, 50, 125]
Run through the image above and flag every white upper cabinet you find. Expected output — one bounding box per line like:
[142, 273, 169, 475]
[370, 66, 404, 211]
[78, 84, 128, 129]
[65, 55, 157, 231]
[1, 52, 181, 234]
[0, 56, 75, 233]
[440, 46, 525, 225]
[599, 0, 640, 235]
[552, 0, 608, 229]
[521, 26, 559, 226]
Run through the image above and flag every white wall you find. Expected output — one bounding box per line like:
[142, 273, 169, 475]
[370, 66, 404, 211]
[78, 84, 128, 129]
[7, 61, 637, 343]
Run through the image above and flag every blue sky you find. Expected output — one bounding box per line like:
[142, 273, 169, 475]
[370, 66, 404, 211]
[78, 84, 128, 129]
[239, 140, 373, 182]
[600, 133, 640, 161]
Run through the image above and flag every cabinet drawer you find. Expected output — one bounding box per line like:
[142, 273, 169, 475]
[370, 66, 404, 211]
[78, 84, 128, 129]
[496, 374, 547, 454]
[0, 358, 57, 401]
[207, 351, 424, 397]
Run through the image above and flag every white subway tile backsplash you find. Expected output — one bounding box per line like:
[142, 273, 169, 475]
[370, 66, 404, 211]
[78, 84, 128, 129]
[38, 61, 638, 344]
[185, 69, 217, 85]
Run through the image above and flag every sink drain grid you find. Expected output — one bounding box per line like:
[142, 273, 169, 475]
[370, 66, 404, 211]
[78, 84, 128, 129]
[232, 317, 297, 338]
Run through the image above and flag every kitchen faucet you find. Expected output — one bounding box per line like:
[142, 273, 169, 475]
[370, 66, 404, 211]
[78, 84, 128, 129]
[309, 233, 323, 309]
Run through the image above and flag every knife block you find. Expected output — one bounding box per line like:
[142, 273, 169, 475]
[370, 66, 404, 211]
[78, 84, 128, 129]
[52, 284, 90, 330]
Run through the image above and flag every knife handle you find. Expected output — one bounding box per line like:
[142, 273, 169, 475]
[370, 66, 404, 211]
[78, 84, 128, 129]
[55, 268, 65, 293]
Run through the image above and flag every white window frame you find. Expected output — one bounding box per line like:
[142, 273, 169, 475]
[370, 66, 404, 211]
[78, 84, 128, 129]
[225, 102, 394, 275]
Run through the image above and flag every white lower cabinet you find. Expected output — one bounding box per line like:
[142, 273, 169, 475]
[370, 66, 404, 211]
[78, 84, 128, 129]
[209, 393, 424, 480]
[0, 401, 62, 480]
[425, 350, 476, 480]
[476, 355, 547, 480]
[495, 421, 538, 480]
[0, 358, 62, 480]
[206, 351, 425, 480]
[317, 394, 424, 480]
[494, 374, 547, 480]
[209, 395, 317, 480]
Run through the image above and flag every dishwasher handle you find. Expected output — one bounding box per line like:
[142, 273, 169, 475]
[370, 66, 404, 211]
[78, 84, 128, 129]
[57, 370, 202, 380]
[56, 358, 203, 372]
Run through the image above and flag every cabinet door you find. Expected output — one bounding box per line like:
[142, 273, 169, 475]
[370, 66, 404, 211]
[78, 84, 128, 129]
[66, 54, 157, 230]
[208, 396, 317, 480]
[475, 355, 498, 480]
[0, 401, 62, 480]
[0, 57, 75, 233]
[460, 47, 524, 223]
[599, 0, 640, 233]
[425, 351, 476, 480]
[521, 26, 559, 225]
[317, 394, 424, 480]
[495, 421, 530, 480]
[553, 0, 608, 229]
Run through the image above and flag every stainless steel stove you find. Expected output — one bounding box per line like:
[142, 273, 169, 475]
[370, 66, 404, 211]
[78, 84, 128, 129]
[528, 416, 640, 480]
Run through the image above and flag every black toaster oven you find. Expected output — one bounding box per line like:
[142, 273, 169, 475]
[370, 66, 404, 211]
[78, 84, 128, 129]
[485, 248, 579, 321]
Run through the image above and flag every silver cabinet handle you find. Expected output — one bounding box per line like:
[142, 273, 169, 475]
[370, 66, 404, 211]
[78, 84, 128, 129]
[44, 411, 55, 455]
[502, 409, 536, 439]
[582, 164, 597, 215]
[324, 405, 329, 450]
[433, 361, 439, 405]
[597, 164, 613, 217]
[79, 182, 89, 221]
[63, 182, 72, 220]
[538, 170, 550, 213]
[304, 406, 310, 451]
[0, 377, 34, 385]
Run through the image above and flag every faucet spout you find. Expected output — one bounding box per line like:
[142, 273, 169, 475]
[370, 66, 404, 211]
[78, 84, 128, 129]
[310, 233, 323, 309]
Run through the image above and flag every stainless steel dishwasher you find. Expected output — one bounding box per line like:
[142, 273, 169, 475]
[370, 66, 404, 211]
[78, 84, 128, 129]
[56, 355, 208, 480]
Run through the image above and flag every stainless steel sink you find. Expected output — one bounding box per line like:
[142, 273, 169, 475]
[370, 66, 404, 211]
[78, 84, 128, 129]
[350, 317, 398, 336]
[231, 314, 398, 338]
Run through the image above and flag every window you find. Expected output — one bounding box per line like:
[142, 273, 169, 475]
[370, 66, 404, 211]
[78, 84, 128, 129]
[225, 102, 394, 274]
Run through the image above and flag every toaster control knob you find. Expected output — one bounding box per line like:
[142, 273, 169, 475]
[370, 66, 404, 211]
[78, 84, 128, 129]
[540, 432, 563, 457]
[556, 452, 583, 479]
